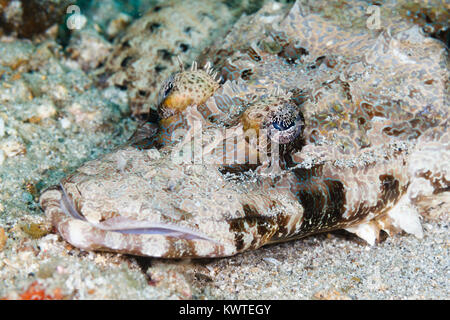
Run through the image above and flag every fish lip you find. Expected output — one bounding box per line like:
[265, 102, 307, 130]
[58, 183, 218, 243]
[97, 224, 219, 242]
[93, 216, 219, 243]
[59, 183, 87, 221]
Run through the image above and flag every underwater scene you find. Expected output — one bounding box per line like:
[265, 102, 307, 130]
[0, 0, 449, 300]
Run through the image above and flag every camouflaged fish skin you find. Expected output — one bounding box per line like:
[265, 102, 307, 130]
[99, 0, 234, 116]
[40, 2, 449, 258]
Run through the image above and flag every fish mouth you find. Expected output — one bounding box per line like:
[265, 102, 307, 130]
[60, 183, 86, 221]
[58, 183, 218, 243]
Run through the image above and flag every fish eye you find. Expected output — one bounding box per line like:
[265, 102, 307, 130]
[163, 81, 173, 98]
[267, 103, 304, 144]
[156, 74, 177, 117]
[272, 119, 295, 131]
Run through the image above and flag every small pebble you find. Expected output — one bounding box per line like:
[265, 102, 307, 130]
[0, 227, 7, 251]
[0, 140, 26, 157]
[263, 257, 281, 266]
[60, 118, 71, 129]
[37, 103, 57, 120]
[0, 118, 4, 138]
[0, 150, 5, 165]
[106, 13, 132, 38]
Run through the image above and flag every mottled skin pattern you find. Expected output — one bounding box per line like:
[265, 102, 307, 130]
[99, 0, 234, 116]
[40, 2, 449, 258]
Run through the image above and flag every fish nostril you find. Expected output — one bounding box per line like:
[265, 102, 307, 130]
[59, 184, 86, 221]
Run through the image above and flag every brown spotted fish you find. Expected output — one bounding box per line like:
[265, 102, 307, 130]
[40, 2, 449, 258]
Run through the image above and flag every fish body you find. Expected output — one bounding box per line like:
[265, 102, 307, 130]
[40, 2, 449, 258]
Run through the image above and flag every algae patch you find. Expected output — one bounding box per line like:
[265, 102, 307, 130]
[20, 222, 51, 239]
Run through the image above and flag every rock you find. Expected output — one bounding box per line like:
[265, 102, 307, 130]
[66, 25, 113, 71]
[77, 0, 152, 36]
[0, 138, 26, 157]
[0, 117, 4, 137]
[0, 150, 5, 165]
[0, 35, 135, 219]
[0, 227, 6, 251]
[105, 12, 132, 39]
[0, 0, 73, 38]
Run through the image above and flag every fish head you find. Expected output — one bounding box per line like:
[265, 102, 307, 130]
[40, 146, 303, 258]
[39, 64, 307, 258]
